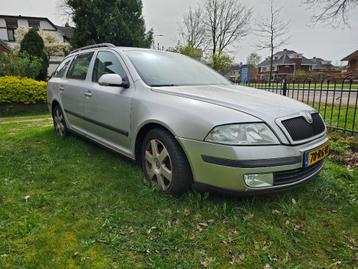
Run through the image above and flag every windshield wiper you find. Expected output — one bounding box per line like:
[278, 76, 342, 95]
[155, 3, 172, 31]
[150, 84, 177, 87]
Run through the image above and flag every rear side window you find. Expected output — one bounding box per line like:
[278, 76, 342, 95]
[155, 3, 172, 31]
[53, 58, 72, 78]
[92, 51, 128, 82]
[67, 52, 94, 80]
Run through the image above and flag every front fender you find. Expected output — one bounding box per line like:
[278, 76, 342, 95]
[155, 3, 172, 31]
[131, 90, 260, 146]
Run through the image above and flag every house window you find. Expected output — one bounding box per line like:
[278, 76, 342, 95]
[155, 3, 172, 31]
[7, 29, 15, 42]
[5, 19, 18, 42]
[28, 20, 40, 29]
[6, 19, 18, 29]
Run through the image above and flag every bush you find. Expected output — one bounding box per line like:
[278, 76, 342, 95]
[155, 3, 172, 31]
[210, 53, 233, 74]
[0, 76, 47, 105]
[177, 45, 203, 60]
[0, 51, 42, 79]
[15, 26, 71, 57]
[20, 29, 49, 81]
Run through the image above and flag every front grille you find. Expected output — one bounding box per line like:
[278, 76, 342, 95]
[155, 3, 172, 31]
[273, 161, 324, 186]
[281, 113, 325, 142]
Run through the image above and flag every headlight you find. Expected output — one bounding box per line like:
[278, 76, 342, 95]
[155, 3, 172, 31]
[205, 123, 280, 145]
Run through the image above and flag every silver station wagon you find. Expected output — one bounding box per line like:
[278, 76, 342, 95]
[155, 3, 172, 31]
[48, 43, 329, 196]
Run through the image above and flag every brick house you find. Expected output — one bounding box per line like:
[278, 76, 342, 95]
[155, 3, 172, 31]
[257, 49, 336, 80]
[341, 50, 358, 76]
[310, 57, 336, 72]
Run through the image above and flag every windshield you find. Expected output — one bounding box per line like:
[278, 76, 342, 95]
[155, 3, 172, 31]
[124, 50, 231, 87]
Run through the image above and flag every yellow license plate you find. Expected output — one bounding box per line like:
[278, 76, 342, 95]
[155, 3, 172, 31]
[304, 143, 330, 167]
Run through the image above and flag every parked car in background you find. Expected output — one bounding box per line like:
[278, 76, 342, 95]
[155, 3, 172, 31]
[47, 44, 329, 196]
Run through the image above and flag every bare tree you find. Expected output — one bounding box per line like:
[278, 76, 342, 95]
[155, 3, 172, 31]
[180, 7, 206, 48]
[58, 0, 73, 24]
[256, 0, 290, 81]
[304, 0, 358, 26]
[203, 0, 252, 55]
[246, 52, 262, 66]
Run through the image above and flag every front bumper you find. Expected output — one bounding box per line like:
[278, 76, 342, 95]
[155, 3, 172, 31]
[177, 135, 328, 193]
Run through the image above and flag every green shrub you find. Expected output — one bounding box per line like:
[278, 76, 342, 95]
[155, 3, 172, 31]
[0, 76, 47, 104]
[20, 29, 49, 81]
[0, 51, 42, 79]
[177, 45, 203, 61]
[210, 53, 233, 74]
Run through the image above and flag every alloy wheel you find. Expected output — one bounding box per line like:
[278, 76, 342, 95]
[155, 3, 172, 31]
[53, 107, 66, 137]
[144, 139, 173, 191]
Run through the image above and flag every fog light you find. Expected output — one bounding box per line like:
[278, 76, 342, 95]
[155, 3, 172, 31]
[244, 173, 274, 188]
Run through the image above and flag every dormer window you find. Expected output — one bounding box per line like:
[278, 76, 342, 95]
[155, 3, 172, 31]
[28, 20, 40, 29]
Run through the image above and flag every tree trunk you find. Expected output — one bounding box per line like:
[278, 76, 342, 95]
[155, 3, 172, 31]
[269, 42, 274, 86]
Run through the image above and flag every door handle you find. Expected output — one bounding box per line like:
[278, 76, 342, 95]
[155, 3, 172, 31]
[84, 91, 92, 97]
[59, 86, 65, 92]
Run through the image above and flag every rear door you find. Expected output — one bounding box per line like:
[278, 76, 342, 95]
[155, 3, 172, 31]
[84, 50, 133, 154]
[48, 56, 72, 109]
[61, 51, 95, 133]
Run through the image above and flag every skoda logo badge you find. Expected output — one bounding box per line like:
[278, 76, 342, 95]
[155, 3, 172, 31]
[300, 111, 313, 124]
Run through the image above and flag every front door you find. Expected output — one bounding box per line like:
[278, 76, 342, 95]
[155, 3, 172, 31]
[84, 50, 133, 154]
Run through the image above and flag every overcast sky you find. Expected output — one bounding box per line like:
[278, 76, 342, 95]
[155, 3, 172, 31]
[0, 0, 357, 64]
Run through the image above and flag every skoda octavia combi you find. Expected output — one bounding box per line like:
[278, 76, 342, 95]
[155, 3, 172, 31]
[48, 43, 329, 195]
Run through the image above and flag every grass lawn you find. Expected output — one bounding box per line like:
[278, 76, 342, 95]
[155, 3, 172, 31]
[315, 104, 357, 133]
[0, 117, 357, 268]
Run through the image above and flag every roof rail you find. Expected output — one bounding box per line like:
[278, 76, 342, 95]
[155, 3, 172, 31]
[70, 43, 116, 54]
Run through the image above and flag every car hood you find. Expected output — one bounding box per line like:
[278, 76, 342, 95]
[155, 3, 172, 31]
[153, 84, 314, 121]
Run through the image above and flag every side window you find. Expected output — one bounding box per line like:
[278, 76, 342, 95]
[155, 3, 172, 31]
[53, 58, 72, 78]
[67, 52, 94, 80]
[92, 51, 128, 82]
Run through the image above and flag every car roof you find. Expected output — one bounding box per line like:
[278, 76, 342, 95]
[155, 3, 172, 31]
[67, 44, 174, 58]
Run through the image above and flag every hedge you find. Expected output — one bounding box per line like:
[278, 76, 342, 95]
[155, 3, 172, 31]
[0, 76, 47, 105]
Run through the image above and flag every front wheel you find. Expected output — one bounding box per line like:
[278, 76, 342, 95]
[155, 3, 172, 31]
[141, 128, 192, 196]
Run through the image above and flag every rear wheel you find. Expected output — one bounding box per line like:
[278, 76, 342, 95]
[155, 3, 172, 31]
[141, 128, 192, 196]
[52, 105, 68, 137]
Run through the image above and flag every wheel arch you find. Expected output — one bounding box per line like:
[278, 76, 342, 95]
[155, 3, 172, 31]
[134, 121, 188, 165]
[50, 99, 71, 130]
[50, 99, 61, 114]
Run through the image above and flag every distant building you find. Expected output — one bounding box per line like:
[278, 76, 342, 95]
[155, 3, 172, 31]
[0, 15, 72, 46]
[225, 64, 255, 83]
[0, 15, 73, 75]
[225, 64, 240, 82]
[55, 23, 73, 43]
[257, 49, 337, 80]
[310, 57, 336, 72]
[341, 50, 358, 76]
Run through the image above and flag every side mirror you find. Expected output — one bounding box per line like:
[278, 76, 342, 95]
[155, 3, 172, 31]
[98, 74, 129, 88]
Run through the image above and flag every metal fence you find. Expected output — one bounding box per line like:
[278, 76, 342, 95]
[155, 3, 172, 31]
[239, 77, 358, 135]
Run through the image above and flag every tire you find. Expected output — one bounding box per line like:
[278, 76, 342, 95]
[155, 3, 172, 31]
[141, 128, 193, 196]
[52, 104, 68, 138]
